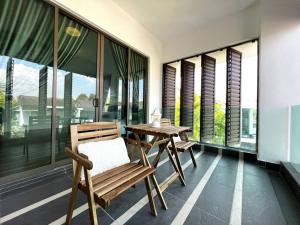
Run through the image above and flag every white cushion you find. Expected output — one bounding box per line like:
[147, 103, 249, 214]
[78, 137, 130, 179]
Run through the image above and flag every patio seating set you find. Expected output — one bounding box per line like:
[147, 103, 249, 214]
[65, 119, 197, 225]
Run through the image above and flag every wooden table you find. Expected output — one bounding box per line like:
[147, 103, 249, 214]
[125, 124, 192, 192]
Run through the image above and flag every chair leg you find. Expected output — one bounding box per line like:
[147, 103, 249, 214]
[66, 165, 82, 225]
[189, 147, 197, 167]
[150, 174, 168, 210]
[166, 148, 186, 186]
[129, 144, 135, 162]
[86, 193, 98, 225]
[144, 176, 157, 216]
[84, 169, 98, 225]
[66, 186, 79, 225]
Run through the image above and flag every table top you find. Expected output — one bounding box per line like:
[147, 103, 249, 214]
[125, 124, 191, 138]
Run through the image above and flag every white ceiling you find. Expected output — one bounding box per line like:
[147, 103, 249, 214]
[112, 0, 258, 42]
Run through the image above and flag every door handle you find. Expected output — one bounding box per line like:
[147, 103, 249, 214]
[93, 98, 99, 107]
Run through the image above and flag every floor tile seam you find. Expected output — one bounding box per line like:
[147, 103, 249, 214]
[170, 154, 222, 225]
[191, 203, 230, 224]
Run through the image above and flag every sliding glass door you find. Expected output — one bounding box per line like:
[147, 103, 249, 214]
[56, 14, 98, 161]
[0, 0, 148, 180]
[0, 0, 54, 177]
[129, 51, 147, 125]
[102, 38, 128, 134]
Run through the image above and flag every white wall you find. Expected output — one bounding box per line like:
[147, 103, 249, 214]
[51, 0, 163, 121]
[259, 0, 300, 163]
[163, 2, 260, 62]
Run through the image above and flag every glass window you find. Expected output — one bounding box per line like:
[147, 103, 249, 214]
[128, 51, 147, 125]
[229, 41, 258, 151]
[185, 57, 201, 141]
[102, 38, 128, 134]
[56, 14, 97, 160]
[207, 50, 226, 146]
[0, 0, 54, 177]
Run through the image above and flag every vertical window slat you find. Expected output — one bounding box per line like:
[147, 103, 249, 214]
[180, 60, 195, 129]
[200, 55, 216, 143]
[162, 64, 176, 124]
[226, 48, 242, 146]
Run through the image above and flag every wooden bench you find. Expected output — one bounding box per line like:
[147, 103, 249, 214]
[65, 122, 167, 225]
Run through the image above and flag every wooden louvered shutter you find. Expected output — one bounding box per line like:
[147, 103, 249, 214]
[226, 48, 242, 146]
[180, 60, 195, 129]
[200, 55, 216, 143]
[162, 64, 176, 124]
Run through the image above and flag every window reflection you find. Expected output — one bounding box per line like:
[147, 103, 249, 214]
[56, 14, 97, 160]
[102, 38, 127, 134]
[0, 0, 54, 177]
[129, 51, 146, 125]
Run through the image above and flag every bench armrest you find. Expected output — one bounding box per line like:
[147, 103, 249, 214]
[65, 147, 93, 170]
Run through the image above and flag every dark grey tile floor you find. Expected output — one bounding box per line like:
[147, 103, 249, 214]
[1, 150, 300, 225]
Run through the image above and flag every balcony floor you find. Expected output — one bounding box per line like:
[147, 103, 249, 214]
[1, 150, 300, 225]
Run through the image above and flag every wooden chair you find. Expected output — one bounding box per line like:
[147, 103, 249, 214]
[161, 118, 197, 168]
[65, 122, 167, 225]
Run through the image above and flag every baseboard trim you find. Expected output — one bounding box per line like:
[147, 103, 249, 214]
[281, 162, 300, 201]
[195, 143, 280, 172]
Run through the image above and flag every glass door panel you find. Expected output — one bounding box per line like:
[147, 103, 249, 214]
[0, 0, 54, 177]
[129, 51, 147, 125]
[102, 38, 128, 134]
[56, 14, 97, 161]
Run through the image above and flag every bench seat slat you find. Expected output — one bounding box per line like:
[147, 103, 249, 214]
[169, 141, 195, 152]
[95, 166, 151, 197]
[93, 164, 144, 192]
[101, 167, 156, 204]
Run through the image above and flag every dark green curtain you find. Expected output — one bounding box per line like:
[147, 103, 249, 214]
[0, 0, 53, 65]
[130, 51, 146, 124]
[58, 15, 89, 68]
[0, 0, 89, 68]
[110, 41, 128, 118]
[103, 74, 111, 109]
[110, 42, 128, 85]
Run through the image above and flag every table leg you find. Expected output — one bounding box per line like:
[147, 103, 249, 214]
[152, 140, 169, 168]
[170, 136, 186, 180]
[145, 136, 158, 155]
[166, 145, 186, 186]
[133, 133, 168, 209]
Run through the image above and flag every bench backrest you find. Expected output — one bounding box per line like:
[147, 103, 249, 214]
[160, 118, 171, 126]
[69, 122, 121, 174]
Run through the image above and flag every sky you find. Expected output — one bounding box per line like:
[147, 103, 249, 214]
[0, 55, 96, 101]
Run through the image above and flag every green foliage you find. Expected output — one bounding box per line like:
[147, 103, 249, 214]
[213, 103, 226, 145]
[0, 89, 4, 108]
[76, 93, 88, 101]
[192, 94, 200, 141]
[175, 97, 180, 126]
[176, 93, 226, 145]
